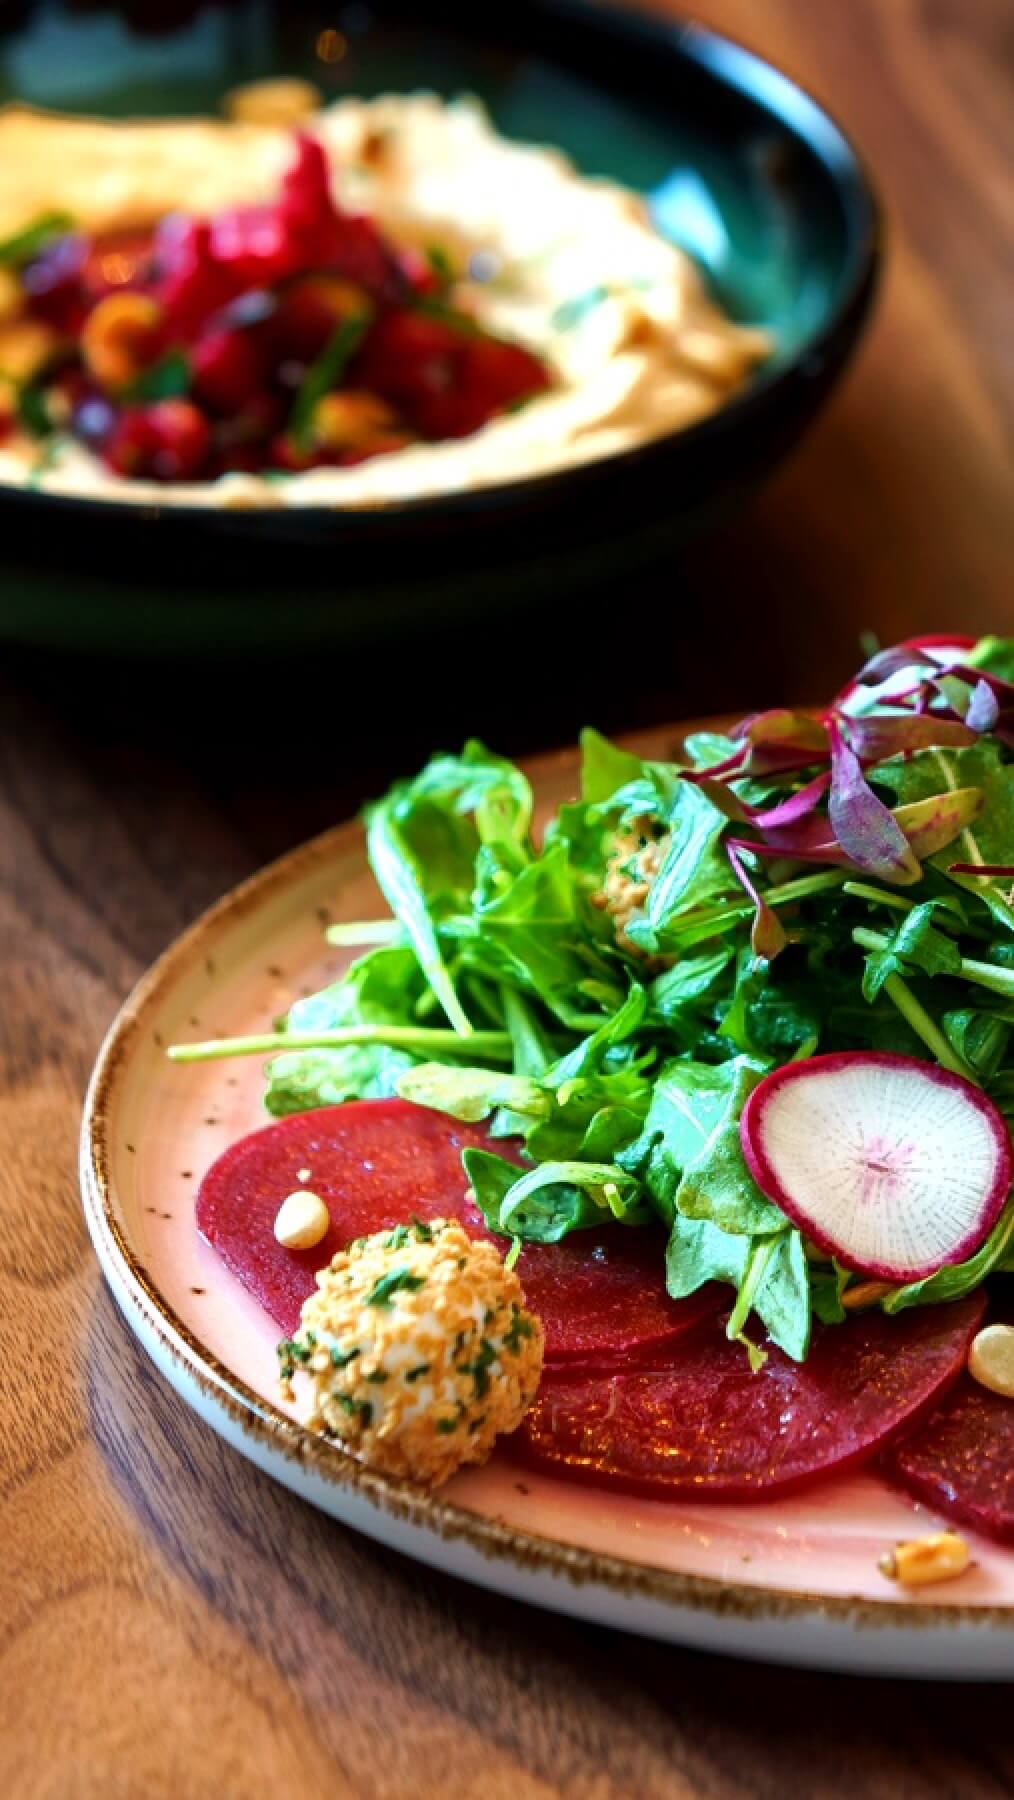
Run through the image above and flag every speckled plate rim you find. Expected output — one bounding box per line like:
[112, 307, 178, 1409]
[79, 734, 1014, 1676]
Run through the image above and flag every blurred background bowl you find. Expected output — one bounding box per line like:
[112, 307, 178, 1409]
[0, 0, 879, 653]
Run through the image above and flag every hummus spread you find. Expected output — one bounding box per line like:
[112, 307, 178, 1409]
[0, 94, 768, 508]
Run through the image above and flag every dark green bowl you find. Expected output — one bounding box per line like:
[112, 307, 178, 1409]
[0, 0, 880, 652]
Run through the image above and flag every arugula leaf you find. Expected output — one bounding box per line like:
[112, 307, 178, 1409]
[467, 843, 623, 1022]
[624, 782, 733, 954]
[810, 1261, 850, 1325]
[648, 946, 735, 1025]
[942, 1008, 1011, 1080]
[396, 1062, 547, 1123]
[860, 902, 962, 1000]
[365, 793, 472, 1035]
[579, 726, 647, 805]
[618, 1055, 785, 1235]
[877, 742, 1014, 930]
[883, 1199, 1014, 1311]
[666, 1214, 810, 1360]
[464, 1148, 649, 1242]
[264, 944, 427, 1115]
[525, 1070, 650, 1163]
[407, 739, 534, 848]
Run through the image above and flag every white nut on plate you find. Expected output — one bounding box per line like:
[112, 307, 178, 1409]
[273, 1190, 330, 1250]
[968, 1324, 1014, 1398]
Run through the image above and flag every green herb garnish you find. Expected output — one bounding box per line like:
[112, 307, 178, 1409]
[0, 211, 73, 267]
[123, 349, 191, 403]
[289, 312, 371, 451]
[366, 1266, 426, 1308]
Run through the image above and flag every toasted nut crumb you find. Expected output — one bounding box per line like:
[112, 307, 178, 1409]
[224, 77, 323, 125]
[274, 1189, 330, 1250]
[878, 1531, 970, 1586]
[312, 390, 398, 451]
[841, 1280, 893, 1311]
[0, 267, 23, 326]
[0, 318, 62, 383]
[968, 1323, 1014, 1398]
[81, 292, 162, 390]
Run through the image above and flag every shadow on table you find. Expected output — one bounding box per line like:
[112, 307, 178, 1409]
[85, 1284, 1012, 1797]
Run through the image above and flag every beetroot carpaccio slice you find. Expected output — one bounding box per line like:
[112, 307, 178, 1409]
[512, 1293, 986, 1500]
[195, 1098, 720, 1360]
[881, 1320, 1014, 1545]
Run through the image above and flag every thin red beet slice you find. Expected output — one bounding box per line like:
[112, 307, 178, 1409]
[882, 1318, 1014, 1544]
[196, 1098, 719, 1360]
[512, 1293, 986, 1500]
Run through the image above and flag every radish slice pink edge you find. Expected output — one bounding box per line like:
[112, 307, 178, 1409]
[513, 1293, 986, 1502]
[739, 1051, 1013, 1282]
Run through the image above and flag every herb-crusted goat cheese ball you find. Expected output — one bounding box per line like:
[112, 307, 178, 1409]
[278, 1217, 544, 1485]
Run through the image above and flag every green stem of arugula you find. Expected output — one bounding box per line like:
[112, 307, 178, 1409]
[167, 1025, 514, 1065]
[670, 870, 846, 947]
[843, 882, 920, 916]
[325, 920, 401, 947]
[842, 881, 989, 940]
[726, 1237, 778, 1342]
[852, 926, 1014, 999]
[873, 969, 978, 1082]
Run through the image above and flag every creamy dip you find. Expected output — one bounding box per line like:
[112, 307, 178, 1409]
[0, 94, 769, 508]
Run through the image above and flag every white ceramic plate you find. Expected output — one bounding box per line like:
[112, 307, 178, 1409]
[80, 730, 1014, 1678]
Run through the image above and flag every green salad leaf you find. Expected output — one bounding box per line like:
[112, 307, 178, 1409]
[171, 634, 1014, 1367]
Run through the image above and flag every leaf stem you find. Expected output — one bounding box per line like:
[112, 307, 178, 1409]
[325, 920, 401, 946]
[675, 869, 846, 942]
[853, 926, 1014, 998]
[167, 1025, 513, 1065]
[726, 1237, 778, 1342]
[876, 970, 978, 1082]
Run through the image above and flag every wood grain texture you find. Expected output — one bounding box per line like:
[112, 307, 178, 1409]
[2, 1, 1013, 1794]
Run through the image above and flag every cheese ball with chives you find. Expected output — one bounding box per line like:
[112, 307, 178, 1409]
[277, 1218, 544, 1485]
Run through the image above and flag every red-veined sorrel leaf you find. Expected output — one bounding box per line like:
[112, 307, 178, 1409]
[752, 770, 832, 830]
[828, 720, 922, 885]
[893, 788, 983, 859]
[852, 636, 977, 689]
[841, 712, 977, 762]
[727, 844, 788, 960]
[948, 864, 1014, 878]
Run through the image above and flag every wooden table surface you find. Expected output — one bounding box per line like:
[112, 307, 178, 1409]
[2, 2, 1012, 1795]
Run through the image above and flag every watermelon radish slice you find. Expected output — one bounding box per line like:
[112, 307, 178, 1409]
[882, 1315, 1014, 1544]
[740, 1052, 1012, 1281]
[513, 1293, 986, 1500]
[195, 1098, 721, 1362]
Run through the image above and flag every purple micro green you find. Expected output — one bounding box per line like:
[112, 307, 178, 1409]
[842, 713, 978, 763]
[751, 771, 832, 830]
[726, 845, 787, 961]
[827, 719, 922, 885]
